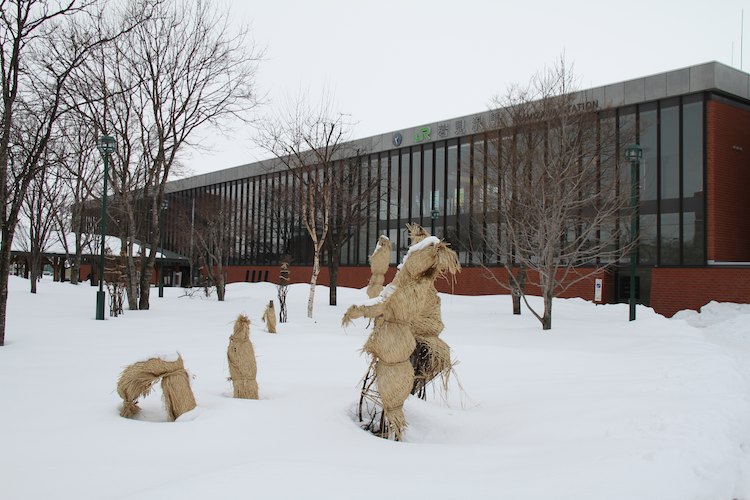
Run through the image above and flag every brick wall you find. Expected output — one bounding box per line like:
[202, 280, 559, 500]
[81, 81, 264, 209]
[706, 100, 750, 262]
[651, 267, 750, 317]
[225, 264, 614, 302]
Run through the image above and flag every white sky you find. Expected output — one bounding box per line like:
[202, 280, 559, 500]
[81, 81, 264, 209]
[179, 0, 750, 177]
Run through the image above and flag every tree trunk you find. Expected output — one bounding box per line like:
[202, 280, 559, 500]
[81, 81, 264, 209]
[138, 203, 161, 310]
[542, 289, 553, 330]
[70, 254, 80, 285]
[138, 262, 153, 310]
[512, 293, 521, 315]
[329, 245, 340, 306]
[0, 226, 17, 346]
[511, 264, 527, 315]
[308, 249, 321, 318]
[29, 261, 38, 294]
[216, 268, 226, 301]
[123, 249, 139, 311]
[0, 259, 8, 346]
[70, 232, 83, 285]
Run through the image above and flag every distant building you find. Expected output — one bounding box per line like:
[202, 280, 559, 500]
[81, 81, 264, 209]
[161, 62, 750, 317]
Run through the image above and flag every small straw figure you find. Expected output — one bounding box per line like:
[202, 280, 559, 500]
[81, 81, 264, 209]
[262, 300, 277, 333]
[366, 235, 391, 298]
[227, 314, 258, 399]
[116, 354, 197, 421]
[343, 224, 460, 440]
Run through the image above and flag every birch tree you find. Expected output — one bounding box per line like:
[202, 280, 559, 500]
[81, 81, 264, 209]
[257, 95, 351, 318]
[325, 150, 379, 306]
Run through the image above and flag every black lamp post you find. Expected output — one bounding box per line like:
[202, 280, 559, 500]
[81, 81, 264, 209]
[624, 143, 643, 322]
[95, 134, 116, 320]
[158, 199, 168, 298]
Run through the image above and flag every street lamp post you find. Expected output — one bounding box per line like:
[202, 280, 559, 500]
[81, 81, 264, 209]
[624, 143, 643, 322]
[158, 199, 168, 298]
[95, 135, 116, 320]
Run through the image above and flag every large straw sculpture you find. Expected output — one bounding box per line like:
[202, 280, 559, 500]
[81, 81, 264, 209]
[343, 224, 460, 440]
[227, 314, 258, 399]
[366, 235, 391, 298]
[116, 354, 197, 421]
[262, 300, 277, 333]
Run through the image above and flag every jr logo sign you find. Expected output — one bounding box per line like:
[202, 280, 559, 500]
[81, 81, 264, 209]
[413, 126, 431, 143]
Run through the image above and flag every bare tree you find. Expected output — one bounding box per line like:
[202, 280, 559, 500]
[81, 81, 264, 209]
[20, 142, 66, 292]
[72, 0, 261, 311]
[326, 150, 379, 306]
[51, 114, 100, 285]
[478, 58, 634, 330]
[256, 95, 352, 318]
[0, 1, 116, 346]
[189, 192, 232, 301]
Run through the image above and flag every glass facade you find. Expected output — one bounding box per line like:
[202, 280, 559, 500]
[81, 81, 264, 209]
[163, 92, 710, 272]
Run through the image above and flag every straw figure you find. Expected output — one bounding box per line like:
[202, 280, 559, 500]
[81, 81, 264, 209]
[116, 354, 197, 421]
[366, 235, 391, 298]
[262, 300, 277, 333]
[343, 224, 460, 440]
[227, 314, 258, 399]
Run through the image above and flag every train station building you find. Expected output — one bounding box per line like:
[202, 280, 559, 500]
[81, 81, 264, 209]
[160, 61, 750, 317]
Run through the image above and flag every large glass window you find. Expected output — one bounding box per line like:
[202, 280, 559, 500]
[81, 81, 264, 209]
[390, 152, 400, 258]
[434, 142, 445, 237]
[422, 145, 433, 229]
[445, 140, 458, 247]
[459, 139, 470, 214]
[682, 95, 704, 264]
[412, 148, 421, 222]
[400, 150, 410, 222]
[660, 99, 680, 264]
[446, 140, 458, 217]
[390, 152, 399, 225]
[470, 137, 485, 264]
[378, 154, 388, 223]
[618, 108, 636, 265]
[638, 103, 657, 264]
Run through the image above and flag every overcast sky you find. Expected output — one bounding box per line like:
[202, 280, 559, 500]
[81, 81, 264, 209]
[179, 0, 749, 177]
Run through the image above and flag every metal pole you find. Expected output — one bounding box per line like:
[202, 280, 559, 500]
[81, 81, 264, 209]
[629, 158, 638, 321]
[95, 153, 109, 320]
[158, 205, 164, 298]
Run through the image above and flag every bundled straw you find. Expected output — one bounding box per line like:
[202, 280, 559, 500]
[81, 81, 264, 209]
[343, 224, 461, 440]
[116, 354, 197, 421]
[366, 235, 391, 299]
[227, 314, 258, 399]
[262, 300, 277, 333]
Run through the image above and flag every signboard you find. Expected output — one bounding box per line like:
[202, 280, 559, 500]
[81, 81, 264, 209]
[594, 278, 603, 302]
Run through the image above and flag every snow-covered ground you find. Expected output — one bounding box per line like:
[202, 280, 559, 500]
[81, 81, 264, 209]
[2, 275, 750, 500]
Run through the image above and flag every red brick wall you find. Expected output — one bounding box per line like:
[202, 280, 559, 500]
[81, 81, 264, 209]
[80, 264, 93, 282]
[224, 264, 614, 302]
[706, 100, 750, 262]
[651, 267, 750, 317]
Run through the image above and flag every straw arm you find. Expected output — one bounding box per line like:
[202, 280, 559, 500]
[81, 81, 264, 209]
[342, 302, 386, 327]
